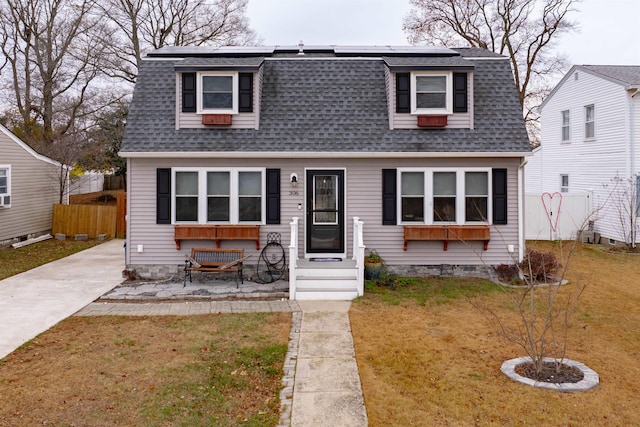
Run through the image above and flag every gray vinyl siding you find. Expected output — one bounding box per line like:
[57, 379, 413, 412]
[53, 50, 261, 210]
[389, 71, 473, 130]
[0, 133, 60, 243]
[176, 71, 260, 130]
[128, 157, 520, 268]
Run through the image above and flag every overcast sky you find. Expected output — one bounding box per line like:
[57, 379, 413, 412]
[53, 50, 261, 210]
[247, 0, 640, 75]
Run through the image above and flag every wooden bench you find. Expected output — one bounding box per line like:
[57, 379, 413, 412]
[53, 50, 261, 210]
[174, 225, 260, 250]
[183, 248, 248, 287]
[403, 225, 490, 251]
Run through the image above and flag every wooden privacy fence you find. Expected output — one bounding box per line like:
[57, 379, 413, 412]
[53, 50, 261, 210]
[53, 204, 117, 239]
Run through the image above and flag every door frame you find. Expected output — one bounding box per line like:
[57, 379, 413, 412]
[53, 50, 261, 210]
[304, 168, 346, 258]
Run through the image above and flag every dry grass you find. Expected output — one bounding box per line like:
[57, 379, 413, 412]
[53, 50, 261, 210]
[351, 241, 640, 426]
[0, 313, 290, 426]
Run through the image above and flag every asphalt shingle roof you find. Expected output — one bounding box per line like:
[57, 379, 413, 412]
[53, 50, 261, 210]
[121, 47, 530, 155]
[580, 65, 640, 86]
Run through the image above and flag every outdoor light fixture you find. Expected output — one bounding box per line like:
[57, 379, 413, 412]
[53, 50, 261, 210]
[290, 173, 298, 188]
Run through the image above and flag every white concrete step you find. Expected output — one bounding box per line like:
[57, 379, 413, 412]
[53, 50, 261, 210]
[294, 289, 360, 300]
[295, 278, 359, 289]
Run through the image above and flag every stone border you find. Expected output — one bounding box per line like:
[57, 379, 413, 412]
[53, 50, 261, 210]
[501, 356, 599, 392]
[277, 310, 302, 427]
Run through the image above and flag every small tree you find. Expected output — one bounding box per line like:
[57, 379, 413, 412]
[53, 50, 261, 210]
[479, 225, 589, 376]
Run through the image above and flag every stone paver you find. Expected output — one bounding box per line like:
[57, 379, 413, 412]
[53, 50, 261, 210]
[0, 242, 367, 427]
[75, 300, 300, 316]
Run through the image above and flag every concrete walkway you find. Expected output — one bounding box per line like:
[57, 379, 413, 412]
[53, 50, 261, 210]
[291, 301, 368, 426]
[0, 239, 124, 360]
[0, 241, 368, 426]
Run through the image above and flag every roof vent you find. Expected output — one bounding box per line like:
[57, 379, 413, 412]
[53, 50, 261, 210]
[298, 40, 304, 56]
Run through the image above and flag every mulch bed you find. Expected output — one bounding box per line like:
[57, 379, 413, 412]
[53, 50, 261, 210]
[515, 361, 584, 383]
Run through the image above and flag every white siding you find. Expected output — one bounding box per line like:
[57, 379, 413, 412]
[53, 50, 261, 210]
[128, 157, 521, 268]
[530, 69, 638, 242]
[0, 132, 60, 243]
[388, 70, 473, 129]
[176, 71, 260, 130]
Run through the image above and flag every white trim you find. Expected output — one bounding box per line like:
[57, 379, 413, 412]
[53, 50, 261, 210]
[411, 71, 453, 115]
[196, 71, 238, 114]
[397, 167, 492, 225]
[171, 167, 265, 225]
[120, 151, 532, 159]
[0, 165, 11, 208]
[584, 103, 595, 140]
[0, 124, 60, 166]
[561, 109, 570, 142]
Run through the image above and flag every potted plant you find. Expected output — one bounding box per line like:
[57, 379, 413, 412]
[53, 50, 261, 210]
[364, 250, 383, 280]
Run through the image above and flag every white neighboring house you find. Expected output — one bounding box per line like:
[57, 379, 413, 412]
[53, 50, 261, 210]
[526, 65, 640, 244]
[0, 123, 65, 246]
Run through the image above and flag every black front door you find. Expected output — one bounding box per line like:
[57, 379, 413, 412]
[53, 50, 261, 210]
[306, 170, 345, 254]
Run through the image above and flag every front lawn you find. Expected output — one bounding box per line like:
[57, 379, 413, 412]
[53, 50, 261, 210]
[351, 241, 640, 426]
[0, 313, 290, 426]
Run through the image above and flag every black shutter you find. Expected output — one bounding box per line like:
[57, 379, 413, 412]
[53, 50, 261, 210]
[453, 72, 468, 113]
[239, 73, 253, 113]
[157, 168, 171, 224]
[382, 169, 397, 225]
[182, 73, 196, 113]
[492, 168, 507, 225]
[266, 169, 280, 224]
[396, 73, 410, 114]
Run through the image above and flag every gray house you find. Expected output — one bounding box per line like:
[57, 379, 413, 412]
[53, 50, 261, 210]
[0, 124, 61, 246]
[120, 45, 530, 300]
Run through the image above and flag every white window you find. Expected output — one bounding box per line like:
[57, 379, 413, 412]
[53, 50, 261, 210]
[399, 168, 491, 225]
[433, 172, 456, 222]
[401, 171, 425, 222]
[173, 168, 264, 224]
[561, 110, 570, 141]
[411, 72, 452, 114]
[197, 72, 238, 114]
[560, 174, 569, 193]
[465, 171, 489, 221]
[585, 104, 595, 139]
[0, 166, 10, 208]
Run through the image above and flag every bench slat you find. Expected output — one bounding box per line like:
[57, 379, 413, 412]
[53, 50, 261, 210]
[184, 248, 245, 287]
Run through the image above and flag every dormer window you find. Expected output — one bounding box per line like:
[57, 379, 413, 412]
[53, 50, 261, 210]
[197, 72, 238, 114]
[181, 71, 254, 115]
[411, 72, 452, 115]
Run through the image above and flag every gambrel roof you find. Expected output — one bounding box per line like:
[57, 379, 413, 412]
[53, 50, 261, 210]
[121, 46, 529, 156]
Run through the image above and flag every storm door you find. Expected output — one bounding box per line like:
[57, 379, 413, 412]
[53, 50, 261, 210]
[306, 170, 345, 255]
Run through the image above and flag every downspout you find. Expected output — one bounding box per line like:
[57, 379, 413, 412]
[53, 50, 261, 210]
[518, 157, 528, 263]
[125, 157, 131, 267]
[630, 88, 639, 176]
[630, 89, 639, 248]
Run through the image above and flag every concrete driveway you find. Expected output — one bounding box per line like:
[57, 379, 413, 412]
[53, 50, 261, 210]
[0, 239, 124, 360]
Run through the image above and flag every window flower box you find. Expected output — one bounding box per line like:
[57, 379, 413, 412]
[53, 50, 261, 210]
[417, 115, 448, 128]
[202, 114, 232, 126]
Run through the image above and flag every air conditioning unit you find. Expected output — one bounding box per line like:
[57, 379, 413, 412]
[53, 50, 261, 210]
[0, 195, 10, 207]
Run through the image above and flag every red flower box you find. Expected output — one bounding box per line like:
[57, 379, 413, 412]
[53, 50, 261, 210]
[202, 114, 232, 125]
[417, 115, 447, 127]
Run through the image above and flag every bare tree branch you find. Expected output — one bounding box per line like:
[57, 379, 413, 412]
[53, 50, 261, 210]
[404, 0, 580, 144]
[97, 0, 256, 84]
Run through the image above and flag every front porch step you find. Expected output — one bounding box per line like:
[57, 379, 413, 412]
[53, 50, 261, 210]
[293, 260, 360, 300]
[294, 289, 360, 301]
[295, 277, 358, 288]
